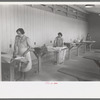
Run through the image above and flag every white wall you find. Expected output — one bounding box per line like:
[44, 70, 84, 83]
[0, 5, 88, 53]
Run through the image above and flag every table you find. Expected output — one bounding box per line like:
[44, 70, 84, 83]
[1, 52, 28, 81]
[64, 42, 76, 59]
[1, 53, 15, 81]
[82, 41, 96, 53]
[33, 47, 42, 73]
[64, 42, 83, 57]
[75, 42, 83, 56]
[33, 45, 48, 73]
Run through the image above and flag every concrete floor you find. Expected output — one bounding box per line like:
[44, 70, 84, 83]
[22, 48, 100, 81]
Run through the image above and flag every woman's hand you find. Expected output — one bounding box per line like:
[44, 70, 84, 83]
[13, 54, 17, 58]
[10, 55, 16, 62]
[21, 53, 25, 57]
[27, 47, 34, 51]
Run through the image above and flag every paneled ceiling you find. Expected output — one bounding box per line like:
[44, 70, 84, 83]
[28, 4, 100, 14]
[28, 4, 88, 21]
[27, 4, 100, 21]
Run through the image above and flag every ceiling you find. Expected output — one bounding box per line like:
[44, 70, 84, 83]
[76, 5, 100, 14]
[28, 4, 100, 14]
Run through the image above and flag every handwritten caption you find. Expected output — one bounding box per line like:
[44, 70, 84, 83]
[45, 82, 58, 85]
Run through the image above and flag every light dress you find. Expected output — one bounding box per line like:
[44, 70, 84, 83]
[53, 36, 67, 64]
[14, 35, 32, 72]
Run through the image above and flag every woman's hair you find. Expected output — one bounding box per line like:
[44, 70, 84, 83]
[16, 28, 25, 34]
[58, 32, 63, 37]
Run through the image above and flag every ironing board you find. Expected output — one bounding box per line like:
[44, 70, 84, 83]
[64, 42, 76, 59]
[1, 53, 26, 81]
[82, 41, 96, 52]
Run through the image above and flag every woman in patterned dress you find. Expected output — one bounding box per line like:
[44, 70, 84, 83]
[13, 28, 33, 72]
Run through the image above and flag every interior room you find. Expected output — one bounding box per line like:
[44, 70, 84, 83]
[1, 4, 100, 81]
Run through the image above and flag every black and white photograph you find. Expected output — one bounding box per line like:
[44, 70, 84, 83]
[1, 3, 100, 82]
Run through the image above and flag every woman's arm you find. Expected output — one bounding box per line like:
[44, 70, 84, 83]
[53, 37, 57, 47]
[22, 37, 34, 56]
[13, 36, 18, 58]
[62, 38, 64, 47]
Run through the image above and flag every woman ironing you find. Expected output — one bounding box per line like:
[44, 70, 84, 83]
[13, 28, 33, 73]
